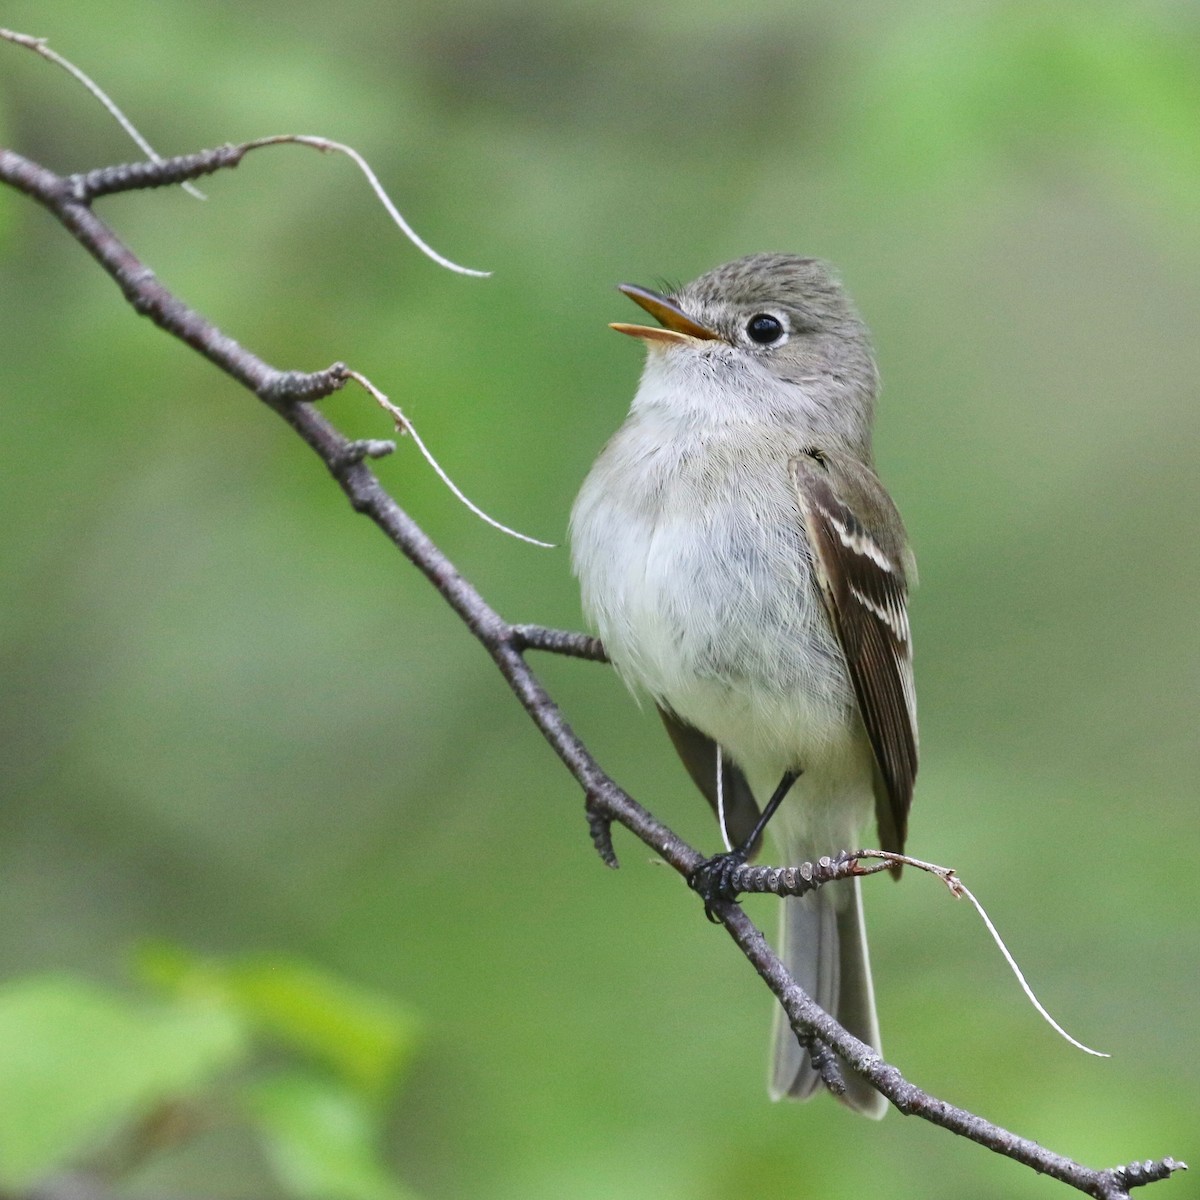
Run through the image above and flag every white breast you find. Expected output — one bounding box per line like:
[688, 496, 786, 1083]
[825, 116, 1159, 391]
[570, 402, 858, 780]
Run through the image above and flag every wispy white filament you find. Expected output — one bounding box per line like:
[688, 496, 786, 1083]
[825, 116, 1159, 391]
[953, 875, 1109, 1058]
[347, 371, 553, 549]
[0, 27, 206, 199]
[249, 135, 489, 277]
[1, 30, 491, 275]
[716, 744, 733, 852]
[863, 850, 1109, 1058]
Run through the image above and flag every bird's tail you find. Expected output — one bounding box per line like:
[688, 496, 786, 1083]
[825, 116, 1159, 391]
[769, 873, 887, 1118]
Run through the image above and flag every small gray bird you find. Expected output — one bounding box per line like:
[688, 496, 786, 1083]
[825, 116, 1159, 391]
[570, 253, 917, 1118]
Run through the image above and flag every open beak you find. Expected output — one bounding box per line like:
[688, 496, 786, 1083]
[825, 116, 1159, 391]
[610, 284, 721, 345]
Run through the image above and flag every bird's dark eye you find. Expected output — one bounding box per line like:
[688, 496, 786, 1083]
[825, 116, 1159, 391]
[746, 313, 785, 345]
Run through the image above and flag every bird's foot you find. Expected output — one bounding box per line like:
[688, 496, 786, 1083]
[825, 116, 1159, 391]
[688, 850, 749, 922]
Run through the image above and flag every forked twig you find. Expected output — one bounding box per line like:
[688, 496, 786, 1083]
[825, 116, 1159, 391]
[0, 26, 206, 199]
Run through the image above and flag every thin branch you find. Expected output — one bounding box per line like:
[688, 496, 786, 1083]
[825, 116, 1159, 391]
[59, 135, 488, 276]
[0, 26, 206, 200]
[0, 141, 1186, 1200]
[510, 625, 608, 661]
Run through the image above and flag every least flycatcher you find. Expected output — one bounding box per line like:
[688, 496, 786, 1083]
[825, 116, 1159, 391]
[570, 253, 917, 1118]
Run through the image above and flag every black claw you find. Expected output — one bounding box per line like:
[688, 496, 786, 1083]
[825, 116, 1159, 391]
[688, 850, 748, 920]
[688, 771, 802, 919]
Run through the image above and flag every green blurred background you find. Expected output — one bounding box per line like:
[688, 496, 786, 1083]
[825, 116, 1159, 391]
[1, 1, 1197, 1197]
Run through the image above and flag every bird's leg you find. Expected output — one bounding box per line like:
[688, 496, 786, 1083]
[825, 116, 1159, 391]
[689, 770, 799, 919]
[739, 769, 799, 854]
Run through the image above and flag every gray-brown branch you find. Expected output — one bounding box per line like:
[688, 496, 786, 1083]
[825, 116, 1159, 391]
[0, 141, 1185, 1200]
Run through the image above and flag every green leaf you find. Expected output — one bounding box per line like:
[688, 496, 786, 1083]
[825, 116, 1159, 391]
[138, 943, 420, 1101]
[246, 1070, 418, 1200]
[0, 975, 245, 1189]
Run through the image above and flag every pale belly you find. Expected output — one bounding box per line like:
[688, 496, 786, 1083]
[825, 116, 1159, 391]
[572, 436, 862, 783]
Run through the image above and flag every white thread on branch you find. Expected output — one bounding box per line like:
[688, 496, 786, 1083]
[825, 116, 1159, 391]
[860, 850, 1108, 1058]
[346, 370, 554, 548]
[954, 874, 1109, 1058]
[245, 135, 490, 278]
[0, 27, 207, 200]
[0, 31, 488, 276]
[715, 743, 734, 853]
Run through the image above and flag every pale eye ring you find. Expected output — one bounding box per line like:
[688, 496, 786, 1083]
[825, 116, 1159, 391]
[746, 313, 786, 345]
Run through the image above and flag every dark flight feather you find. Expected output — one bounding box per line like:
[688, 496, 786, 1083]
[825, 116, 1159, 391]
[790, 450, 918, 864]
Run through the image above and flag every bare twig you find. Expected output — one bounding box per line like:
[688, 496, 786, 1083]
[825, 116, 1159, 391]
[0, 123, 1186, 1200]
[0, 26, 206, 200]
[510, 625, 607, 661]
[55, 134, 489, 276]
